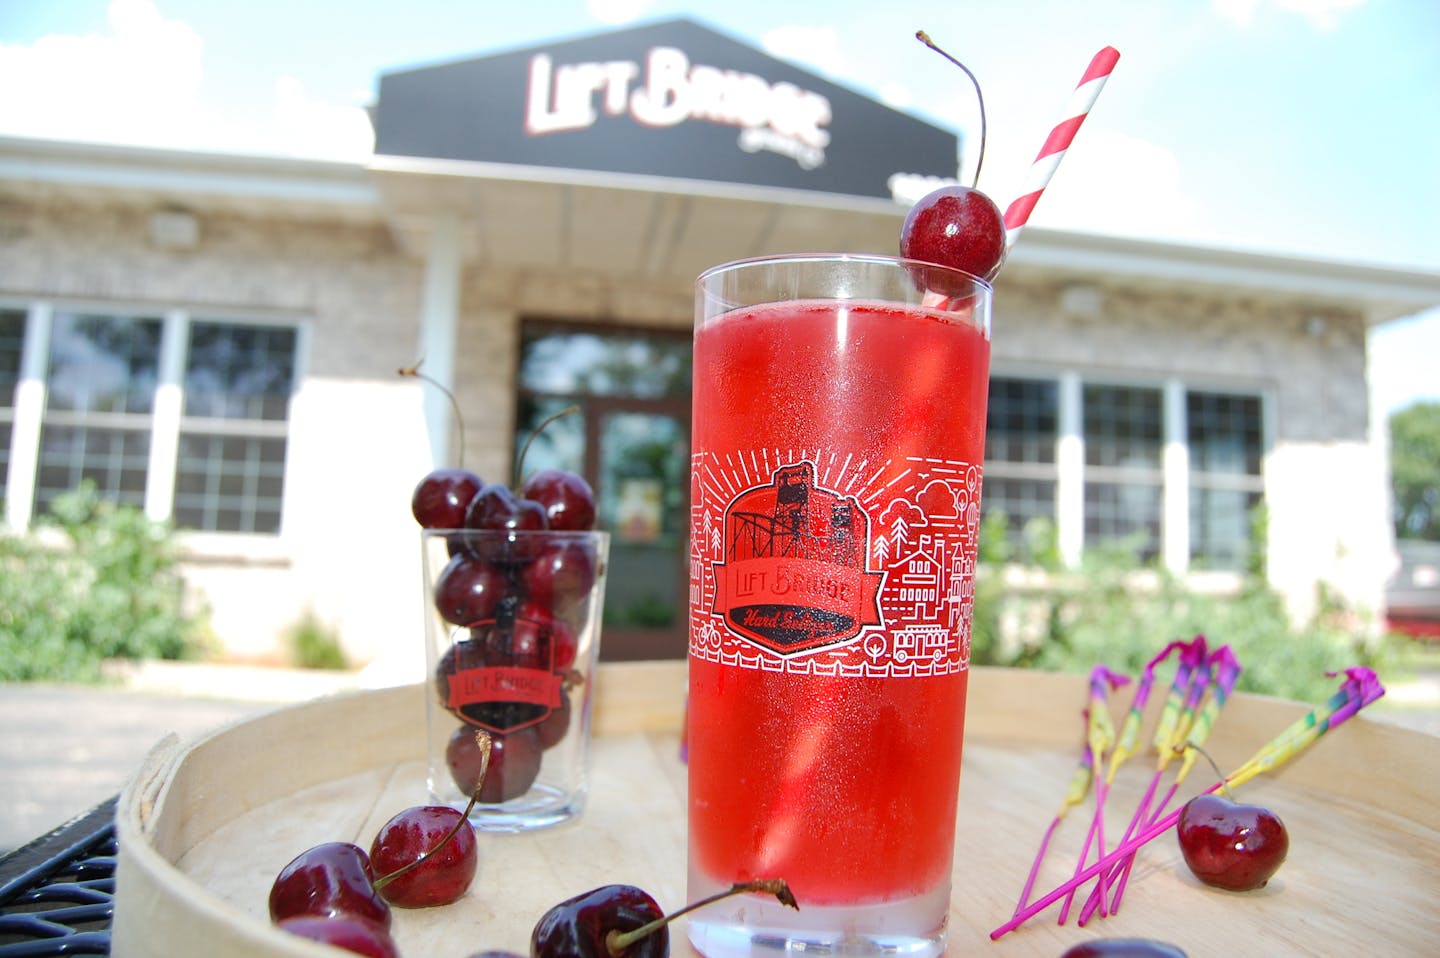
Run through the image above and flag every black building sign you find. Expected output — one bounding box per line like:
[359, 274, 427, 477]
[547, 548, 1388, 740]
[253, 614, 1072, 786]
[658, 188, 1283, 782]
[373, 19, 961, 201]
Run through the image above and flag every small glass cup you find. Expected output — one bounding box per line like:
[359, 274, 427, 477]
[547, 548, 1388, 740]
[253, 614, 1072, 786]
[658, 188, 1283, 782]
[421, 527, 609, 831]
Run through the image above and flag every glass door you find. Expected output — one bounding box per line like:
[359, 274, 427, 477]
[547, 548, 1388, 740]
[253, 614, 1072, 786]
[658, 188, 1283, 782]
[514, 319, 692, 660]
[594, 406, 689, 658]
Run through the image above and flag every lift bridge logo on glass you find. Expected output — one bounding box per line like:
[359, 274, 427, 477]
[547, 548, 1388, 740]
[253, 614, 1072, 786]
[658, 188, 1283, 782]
[691, 454, 981, 677]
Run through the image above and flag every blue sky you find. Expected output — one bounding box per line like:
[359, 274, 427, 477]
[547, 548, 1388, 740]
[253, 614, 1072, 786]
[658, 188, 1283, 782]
[2, 0, 1436, 414]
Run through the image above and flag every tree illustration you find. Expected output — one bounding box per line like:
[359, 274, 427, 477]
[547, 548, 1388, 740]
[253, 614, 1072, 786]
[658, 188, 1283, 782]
[872, 535, 891, 564]
[890, 517, 909, 551]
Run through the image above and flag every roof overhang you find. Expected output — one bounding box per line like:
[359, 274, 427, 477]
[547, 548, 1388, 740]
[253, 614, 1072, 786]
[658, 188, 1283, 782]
[1002, 227, 1440, 326]
[0, 135, 380, 222]
[4, 135, 1438, 326]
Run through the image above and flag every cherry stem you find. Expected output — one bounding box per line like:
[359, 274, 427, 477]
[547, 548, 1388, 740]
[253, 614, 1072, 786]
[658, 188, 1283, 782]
[605, 880, 798, 957]
[1181, 742, 1234, 800]
[372, 731, 491, 892]
[916, 30, 987, 188]
[514, 404, 580, 488]
[399, 359, 466, 468]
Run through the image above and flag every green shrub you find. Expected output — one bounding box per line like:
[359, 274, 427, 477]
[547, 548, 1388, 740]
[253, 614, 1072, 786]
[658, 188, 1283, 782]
[973, 510, 1407, 703]
[286, 609, 349, 670]
[0, 483, 209, 682]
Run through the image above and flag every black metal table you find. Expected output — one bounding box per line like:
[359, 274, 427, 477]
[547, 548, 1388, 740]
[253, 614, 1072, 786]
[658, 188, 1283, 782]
[0, 800, 117, 956]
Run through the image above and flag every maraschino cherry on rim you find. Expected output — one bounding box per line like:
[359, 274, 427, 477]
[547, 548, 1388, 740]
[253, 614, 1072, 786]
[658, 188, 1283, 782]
[899, 31, 1008, 287]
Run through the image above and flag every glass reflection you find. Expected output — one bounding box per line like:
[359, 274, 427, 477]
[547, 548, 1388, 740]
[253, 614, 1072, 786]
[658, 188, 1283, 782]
[185, 322, 297, 420]
[46, 313, 161, 414]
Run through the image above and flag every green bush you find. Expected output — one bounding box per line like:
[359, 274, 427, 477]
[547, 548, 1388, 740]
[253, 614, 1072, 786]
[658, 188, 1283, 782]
[286, 609, 349, 670]
[972, 512, 1408, 703]
[0, 483, 210, 682]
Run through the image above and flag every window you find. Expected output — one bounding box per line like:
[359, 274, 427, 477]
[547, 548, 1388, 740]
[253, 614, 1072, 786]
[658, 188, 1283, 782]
[983, 377, 1059, 543]
[979, 373, 1264, 574]
[2, 303, 301, 534]
[515, 320, 692, 660]
[1083, 384, 1164, 561]
[0, 309, 26, 486]
[1187, 390, 1264, 570]
[175, 321, 296, 533]
[36, 311, 161, 515]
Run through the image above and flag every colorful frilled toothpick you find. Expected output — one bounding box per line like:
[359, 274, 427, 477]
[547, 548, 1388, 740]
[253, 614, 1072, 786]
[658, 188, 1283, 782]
[1014, 663, 1130, 916]
[1055, 664, 1130, 923]
[1087, 642, 1242, 922]
[1013, 729, 1094, 914]
[992, 665, 1386, 940]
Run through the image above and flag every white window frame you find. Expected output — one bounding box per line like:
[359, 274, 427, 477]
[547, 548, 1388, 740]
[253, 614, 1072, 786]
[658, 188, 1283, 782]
[989, 366, 1271, 580]
[1, 298, 309, 539]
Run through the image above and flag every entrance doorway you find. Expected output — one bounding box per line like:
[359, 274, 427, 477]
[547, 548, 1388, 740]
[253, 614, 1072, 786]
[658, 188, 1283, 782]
[514, 319, 691, 660]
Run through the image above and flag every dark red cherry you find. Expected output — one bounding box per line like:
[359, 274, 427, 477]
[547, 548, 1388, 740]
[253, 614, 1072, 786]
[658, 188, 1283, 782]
[521, 469, 598, 531]
[531, 880, 797, 958]
[899, 184, 1006, 283]
[268, 841, 391, 929]
[276, 915, 399, 958]
[434, 550, 512, 626]
[531, 884, 666, 958]
[1060, 940, 1188, 958]
[369, 804, 478, 907]
[521, 539, 599, 621]
[510, 601, 579, 672]
[448, 724, 544, 803]
[465, 483, 549, 564]
[436, 638, 482, 707]
[1176, 793, 1288, 891]
[411, 467, 483, 529]
[537, 686, 573, 750]
[466, 483, 548, 534]
[508, 615, 556, 672]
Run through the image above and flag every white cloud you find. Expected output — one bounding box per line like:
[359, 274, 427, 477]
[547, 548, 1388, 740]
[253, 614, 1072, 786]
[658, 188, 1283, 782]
[875, 81, 914, 110]
[585, 0, 654, 25]
[272, 76, 375, 160]
[0, 0, 372, 159]
[1001, 130, 1201, 240]
[760, 24, 849, 81]
[0, 0, 205, 146]
[1213, 0, 1365, 31]
[1370, 308, 1440, 416]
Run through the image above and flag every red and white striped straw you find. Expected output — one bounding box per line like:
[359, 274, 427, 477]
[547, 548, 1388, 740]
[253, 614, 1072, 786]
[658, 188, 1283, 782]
[1003, 46, 1121, 249]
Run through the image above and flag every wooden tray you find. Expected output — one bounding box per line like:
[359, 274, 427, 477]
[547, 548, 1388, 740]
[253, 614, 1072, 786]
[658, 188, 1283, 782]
[113, 663, 1439, 957]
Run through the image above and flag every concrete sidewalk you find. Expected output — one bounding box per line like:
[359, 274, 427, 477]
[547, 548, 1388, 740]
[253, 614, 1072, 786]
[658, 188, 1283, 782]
[0, 662, 365, 855]
[2, 661, 1436, 856]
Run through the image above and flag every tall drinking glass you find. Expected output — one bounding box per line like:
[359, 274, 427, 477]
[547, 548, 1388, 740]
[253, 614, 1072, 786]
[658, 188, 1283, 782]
[687, 254, 992, 958]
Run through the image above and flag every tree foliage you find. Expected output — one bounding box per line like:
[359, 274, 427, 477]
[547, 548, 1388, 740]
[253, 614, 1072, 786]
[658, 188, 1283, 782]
[1390, 401, 1440, 541]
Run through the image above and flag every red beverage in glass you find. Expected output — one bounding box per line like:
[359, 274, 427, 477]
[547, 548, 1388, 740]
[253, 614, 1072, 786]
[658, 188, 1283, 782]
[688, 256, 991, 958]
